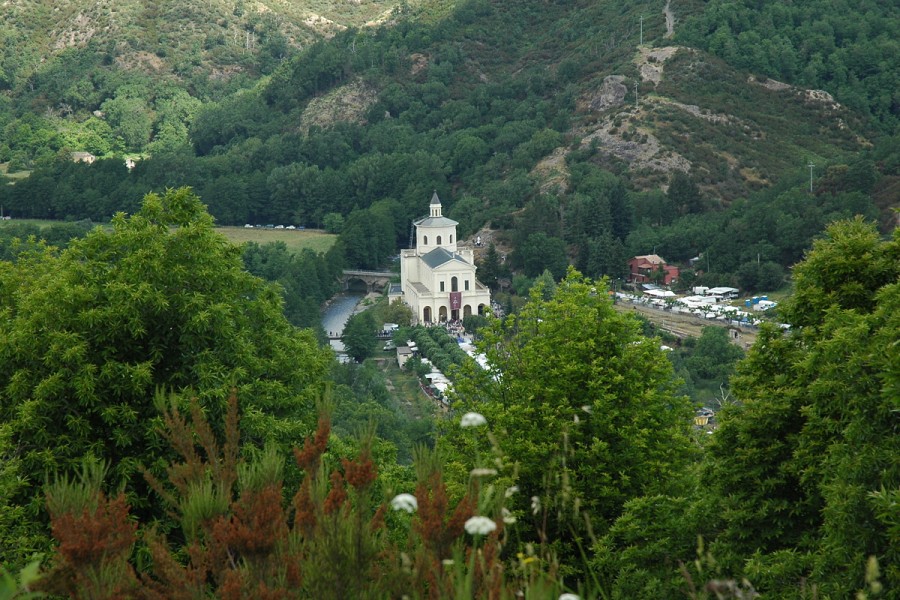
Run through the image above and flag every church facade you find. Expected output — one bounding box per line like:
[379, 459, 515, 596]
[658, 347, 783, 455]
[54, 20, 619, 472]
[392, 193, 491, 324]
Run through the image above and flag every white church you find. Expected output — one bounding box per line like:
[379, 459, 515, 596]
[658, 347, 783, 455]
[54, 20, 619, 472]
[391, 192, 491, 324]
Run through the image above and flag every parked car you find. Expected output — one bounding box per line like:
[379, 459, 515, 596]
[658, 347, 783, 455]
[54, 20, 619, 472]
[286, 225, 296, 230]
[244, 224, 253, 228]
[275, 224, 285, 229]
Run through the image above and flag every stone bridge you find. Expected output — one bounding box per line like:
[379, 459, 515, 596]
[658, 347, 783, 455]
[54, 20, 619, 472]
[341, 270, 396, 293]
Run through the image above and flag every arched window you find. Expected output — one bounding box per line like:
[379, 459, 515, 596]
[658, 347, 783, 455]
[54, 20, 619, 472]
[451, 276, 458, 292]
[464, 279, 470, 291]
[423, 235, 428, 245]
[450, 235, 453, 243]
[437, 235, 442, 245]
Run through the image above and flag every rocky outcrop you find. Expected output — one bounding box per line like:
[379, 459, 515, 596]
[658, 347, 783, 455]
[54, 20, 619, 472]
[298, 79, 378, 132]
[635, 46, 682, 85]
[530, 147, 570, 194]
[587, 76, 628, 111]
[580, 118, 692, 174]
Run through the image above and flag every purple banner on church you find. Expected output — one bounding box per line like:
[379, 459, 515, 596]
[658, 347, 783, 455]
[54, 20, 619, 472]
[450, 291, 462, 310]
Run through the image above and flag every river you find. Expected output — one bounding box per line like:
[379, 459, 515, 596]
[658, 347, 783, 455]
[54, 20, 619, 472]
[321, 293, 365, 356]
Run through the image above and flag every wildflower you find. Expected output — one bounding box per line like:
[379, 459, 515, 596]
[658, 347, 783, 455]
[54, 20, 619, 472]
[470, 468, 497, 477]
[441, 559, 455, 566]
[502, 507, 516, 524]
[504, 485, 519, 498]
[559, 594, 581, 600]
[464, 515, 497, 535]
[460, 412, 487, 427]
[531, 495, 541, 515]
[580, 405, 592, 414]
[390, 493, 418, 513]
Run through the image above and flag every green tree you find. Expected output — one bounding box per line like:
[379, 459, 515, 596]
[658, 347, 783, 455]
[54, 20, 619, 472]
[476, 243, 505, 291]
[100, 96, 152, 152]
[342, 311, 378, 363]
[0, 188, 332, 567]
[381, 298, 414, 327]
[781, 216, 898, 328]
[515, 232, 568, 279]
[667, 171, 703, 215]
[322, 212, 344, 234]
[338, 208, 395, 270]
[703, 219, 900, 595]
[442, 270, 694, 558]
[684, 326, 745, 382]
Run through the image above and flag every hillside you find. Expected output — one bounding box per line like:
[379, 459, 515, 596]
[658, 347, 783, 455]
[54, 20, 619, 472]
[1, 0, 896, 286]
[1, 0, 430, 82]
[0, 0, 437, 164]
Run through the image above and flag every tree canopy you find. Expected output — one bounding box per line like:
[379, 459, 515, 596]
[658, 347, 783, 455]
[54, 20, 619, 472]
[0, 187, 332, 565]
[594, 219, 900, 597]
[441, 270, 695, 560]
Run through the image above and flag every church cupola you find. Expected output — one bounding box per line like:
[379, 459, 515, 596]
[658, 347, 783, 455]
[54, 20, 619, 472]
[415, 191, 459, 254]
[430, 191, 442, 217]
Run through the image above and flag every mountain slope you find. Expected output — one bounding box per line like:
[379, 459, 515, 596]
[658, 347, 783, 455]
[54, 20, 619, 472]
[1, 0, 895, 284]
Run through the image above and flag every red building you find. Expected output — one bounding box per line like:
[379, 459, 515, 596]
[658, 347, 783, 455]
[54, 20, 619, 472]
[628, 254, 679, 286]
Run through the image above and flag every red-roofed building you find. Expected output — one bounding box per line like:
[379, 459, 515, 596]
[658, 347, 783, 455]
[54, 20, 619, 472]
[628, 254, 679, 286]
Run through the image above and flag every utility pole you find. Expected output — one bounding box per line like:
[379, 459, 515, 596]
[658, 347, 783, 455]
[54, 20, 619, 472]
[640, 15, 644, 46]
[808, 162, 815, 193]
[634, 81, 639, 108]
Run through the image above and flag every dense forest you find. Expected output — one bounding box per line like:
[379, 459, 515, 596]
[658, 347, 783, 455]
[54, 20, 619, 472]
[2, 0, 897, 287]
[0, 0, 898, 596]
[0, 192, 896, 598]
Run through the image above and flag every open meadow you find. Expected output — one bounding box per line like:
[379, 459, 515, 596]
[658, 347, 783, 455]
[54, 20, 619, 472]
[216, 226, 337, 254]
[0, 219, 337, 254]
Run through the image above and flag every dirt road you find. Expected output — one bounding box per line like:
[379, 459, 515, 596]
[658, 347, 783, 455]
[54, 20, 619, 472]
[614, 301, 757, 349]
[664, 0, 675, 38]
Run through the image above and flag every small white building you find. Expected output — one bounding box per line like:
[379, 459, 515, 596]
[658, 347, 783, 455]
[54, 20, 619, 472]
[706, 286, 740, 299]
[393, 192, 491, 324]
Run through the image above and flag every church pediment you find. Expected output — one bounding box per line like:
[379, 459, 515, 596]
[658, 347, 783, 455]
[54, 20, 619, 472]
[420, 247, 470, 270]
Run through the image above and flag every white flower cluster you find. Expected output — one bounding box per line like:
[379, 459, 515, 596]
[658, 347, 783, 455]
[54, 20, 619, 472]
[464, 515, 497, 535]
[460, 412, 487, 427]
[390, 493, 418, 513]
[470, 467, 498, 477]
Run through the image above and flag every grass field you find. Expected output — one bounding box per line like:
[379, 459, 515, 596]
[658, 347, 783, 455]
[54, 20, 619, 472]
[0, 219, 337, 254]
[0, 218, 75, 229]
[0, 163, 31, 180]
[217, 226, 337, 254]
